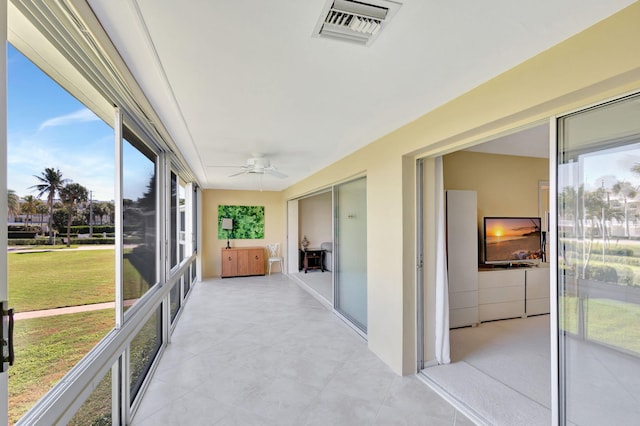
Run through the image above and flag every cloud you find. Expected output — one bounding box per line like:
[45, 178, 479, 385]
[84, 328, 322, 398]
[38, 108, 100, 131]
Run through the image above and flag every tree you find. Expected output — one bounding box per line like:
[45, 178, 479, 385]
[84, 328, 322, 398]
[7, 189, 20, 221]
[21, 195, 38, 228]
[36, 201, 48, 233]
[59, 183, 88, 247]
[612, 180, 638, 237]
[31, 168, 69, 244]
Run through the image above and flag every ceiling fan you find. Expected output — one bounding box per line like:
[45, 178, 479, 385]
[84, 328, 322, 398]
[227, 155, 288, 178]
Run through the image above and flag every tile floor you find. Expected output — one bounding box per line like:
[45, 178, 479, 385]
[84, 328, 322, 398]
[131, 274, 473, 425]
[292, 271, 332, 305]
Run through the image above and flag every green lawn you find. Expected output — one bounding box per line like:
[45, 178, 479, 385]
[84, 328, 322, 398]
[9, 248, 153, 312]
[561, 296, 640, 354]
[8, 310, 114, 425]
[8, 249, 115, 312]
[7, 247, 154, 425]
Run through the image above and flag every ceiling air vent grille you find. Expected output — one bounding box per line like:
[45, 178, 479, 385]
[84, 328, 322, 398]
[314, 0, 401, 46]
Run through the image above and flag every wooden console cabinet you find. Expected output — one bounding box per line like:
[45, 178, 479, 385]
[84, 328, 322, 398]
[221, 247, 265, 278]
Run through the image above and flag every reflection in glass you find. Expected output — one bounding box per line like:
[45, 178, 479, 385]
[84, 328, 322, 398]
[183, 270, 190, 298]
[68, 369, 112, 425]
[170, 172, 178, 268]
[193, 185, 198, 252]
[129, 307, 162, 403]
[558, 94, 640, 424]
[179, 182, 186, 262]
[123, 135, 157, 311]
[170, 280, 181, 324]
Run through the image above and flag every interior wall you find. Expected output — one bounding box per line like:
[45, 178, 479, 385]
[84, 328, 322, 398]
[202, 189, 285, 277]
[298, 191, 332, 248]
[282, 2, 640, 376]
[443, 151, 549, 220]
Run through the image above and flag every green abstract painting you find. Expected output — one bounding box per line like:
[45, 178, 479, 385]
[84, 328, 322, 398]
[218, 205, 265, 239]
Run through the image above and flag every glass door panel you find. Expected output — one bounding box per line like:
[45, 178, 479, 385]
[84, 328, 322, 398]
[557, 93, 640, 424]
[334, 177, 367, 332]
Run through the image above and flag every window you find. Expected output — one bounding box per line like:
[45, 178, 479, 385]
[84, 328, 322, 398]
[7, 44, 115, 423]
[123, 131, 158, 312]
[129, 307, 162, 403]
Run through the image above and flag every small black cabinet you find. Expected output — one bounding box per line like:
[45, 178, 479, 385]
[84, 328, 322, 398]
[299, 249, 325, 273]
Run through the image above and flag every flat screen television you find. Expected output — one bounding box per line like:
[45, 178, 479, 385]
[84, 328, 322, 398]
[483, 217, 542, 265]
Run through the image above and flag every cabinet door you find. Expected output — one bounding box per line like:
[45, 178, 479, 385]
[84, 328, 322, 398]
[237, 249, 250, 275]
[248, 249, 264, 275]
[221, 250, 237, 277]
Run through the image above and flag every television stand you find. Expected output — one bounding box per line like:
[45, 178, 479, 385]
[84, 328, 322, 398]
[476, 264, 550, 321]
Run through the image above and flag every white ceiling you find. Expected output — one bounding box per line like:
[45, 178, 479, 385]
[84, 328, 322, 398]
[86, 0, 634, 190]
[465, 123, 550, 158]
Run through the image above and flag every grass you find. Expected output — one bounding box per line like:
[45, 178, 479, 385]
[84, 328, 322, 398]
[561, 296, 640, 354]
[8, 310, 114, 425]
[68, 370, 112, 426]
[9, 248, 153, 312]
[9, 249, 115, 312]
[7, 247, 154, 424]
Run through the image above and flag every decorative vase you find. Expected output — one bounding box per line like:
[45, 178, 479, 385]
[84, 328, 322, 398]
[301, 235, 309, 250]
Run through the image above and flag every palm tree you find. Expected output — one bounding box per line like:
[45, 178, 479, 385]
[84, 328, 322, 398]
[612, 180, 638, 237]
[60, 183, 88, 247]
[31, 168, 69, 244]
[21, 195, 38, 229]
[7, 189, 20, 221]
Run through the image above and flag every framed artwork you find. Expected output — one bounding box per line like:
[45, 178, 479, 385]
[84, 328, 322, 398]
[218, 205, 265, 239]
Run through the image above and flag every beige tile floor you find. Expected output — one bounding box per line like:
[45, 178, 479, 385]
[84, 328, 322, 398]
[131, 274, 474, 425]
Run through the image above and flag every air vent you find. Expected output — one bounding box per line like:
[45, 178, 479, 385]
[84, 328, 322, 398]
[313, 0, 401, 46]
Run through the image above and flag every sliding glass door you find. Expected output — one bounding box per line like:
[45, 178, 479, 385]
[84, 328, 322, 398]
[557, 93, 640, 424]
[334, 177, 368, 332]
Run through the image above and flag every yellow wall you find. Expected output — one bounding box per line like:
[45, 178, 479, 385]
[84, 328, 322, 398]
[443, 151, 549, 220]
[202, 189, 285, 277]
[282, 3, 640, 375]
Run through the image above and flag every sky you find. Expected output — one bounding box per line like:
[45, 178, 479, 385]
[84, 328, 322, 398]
[558, 142, 640, 195]
[8, 44, 152, 201]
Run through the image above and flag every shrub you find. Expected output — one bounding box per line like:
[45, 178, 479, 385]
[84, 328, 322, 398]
[7, 231, 38, 239]
[71, 225, 115, 234]
[585, 264, 618, 283]
[606, 247, 635, 257]
[615, 266, 635, 286]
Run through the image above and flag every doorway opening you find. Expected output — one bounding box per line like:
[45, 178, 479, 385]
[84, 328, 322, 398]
[419, 122, 552, 425]
[289, 190, 334, 306]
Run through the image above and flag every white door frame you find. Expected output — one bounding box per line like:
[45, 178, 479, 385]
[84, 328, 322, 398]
[1, 2, 9, 423]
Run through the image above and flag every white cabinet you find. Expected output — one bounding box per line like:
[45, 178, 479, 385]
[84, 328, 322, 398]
[446, 190, 478, 328]
[478, 267, 550, 322]
[525, 266, 550, 315]
[478, 269, 525, 322]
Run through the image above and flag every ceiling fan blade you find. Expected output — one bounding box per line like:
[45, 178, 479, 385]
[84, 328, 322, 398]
[265, 168, 287, 178]
[228, 170, 248, 177]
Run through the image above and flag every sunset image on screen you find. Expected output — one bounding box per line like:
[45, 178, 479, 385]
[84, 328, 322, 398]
[484, 217, 542, 262]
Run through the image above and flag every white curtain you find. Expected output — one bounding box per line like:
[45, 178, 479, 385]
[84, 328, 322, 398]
[434, 156, 451, 364]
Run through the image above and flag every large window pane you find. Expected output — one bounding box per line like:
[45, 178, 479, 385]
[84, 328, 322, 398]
[129, 307, 162, 403]
[123, 133, 157, 311]
[7, 44, 115, 424]
[558, 94, 640, 424]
